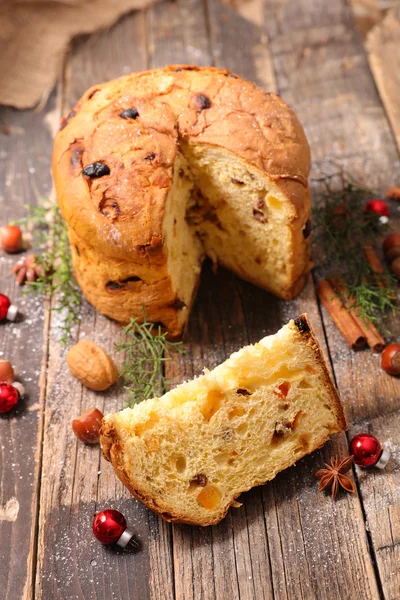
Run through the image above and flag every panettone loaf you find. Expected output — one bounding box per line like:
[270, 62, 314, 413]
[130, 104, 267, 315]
[101, 315, 346, 526]
[53, 66, 312, 337]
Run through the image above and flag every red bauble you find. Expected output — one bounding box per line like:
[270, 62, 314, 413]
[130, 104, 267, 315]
[93, 509, 136, 549]
[0, 383, 20, 413]
[0, 294, 18, 322]
[364, 199, 390, 217]
[349, 433, 390, 469]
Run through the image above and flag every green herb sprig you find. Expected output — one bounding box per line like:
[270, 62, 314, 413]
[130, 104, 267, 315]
[14, 200, 80, 344]
[115, 316, 186, 407]
[312, 172, 399, 327]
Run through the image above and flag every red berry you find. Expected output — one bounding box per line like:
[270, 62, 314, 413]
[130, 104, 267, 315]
[364, 199, 389, 217]
[381, 344, 400, 375]
[0, 383, 20, 413]
[350, 433, 382, 467]
[93, 509, 126, 545]
[0, 225, 23, 253]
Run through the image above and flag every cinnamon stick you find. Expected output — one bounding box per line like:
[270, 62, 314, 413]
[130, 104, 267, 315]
[317, 280, 367, 351]
[328, 277, 385, 353]
[363, 245, 390, 289]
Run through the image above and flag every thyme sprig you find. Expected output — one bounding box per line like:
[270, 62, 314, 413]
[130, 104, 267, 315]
[312, 172, 399, 326]
[13, 200, 80, 345]
[115, 317, 186, 407]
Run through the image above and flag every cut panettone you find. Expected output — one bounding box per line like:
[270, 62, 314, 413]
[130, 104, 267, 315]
[101, 315, 346, 526]
[53, 65, 312, 338]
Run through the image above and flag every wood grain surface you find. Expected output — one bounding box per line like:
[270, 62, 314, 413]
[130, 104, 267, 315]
[0, 99, 56, 600]
[0, 1, 399, 599]
[366, 6, 400, 154]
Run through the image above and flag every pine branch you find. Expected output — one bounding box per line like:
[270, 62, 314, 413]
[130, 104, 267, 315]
[115, 317, 186, 406]
[312, 172, 399, 329]
[13, 200, 81, 344]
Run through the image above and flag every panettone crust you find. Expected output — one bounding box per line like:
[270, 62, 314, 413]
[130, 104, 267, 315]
[53, 65, 311, 334]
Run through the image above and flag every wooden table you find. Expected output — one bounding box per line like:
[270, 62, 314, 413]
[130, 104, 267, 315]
[1, 1, 400, 599]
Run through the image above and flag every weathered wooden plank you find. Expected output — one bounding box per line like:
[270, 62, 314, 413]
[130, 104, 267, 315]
[35, 12, 175, 600]
[0, 98, 56, 600]
[206, 0, 277, 90]
[147, 0, 210, 68]
[366, 6, 400, 154]
[262, 0, 400, 598]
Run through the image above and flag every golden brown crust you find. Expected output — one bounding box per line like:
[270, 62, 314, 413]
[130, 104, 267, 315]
[54, 65, 310, 259]
[293, 314, 347, 431]
[53, 65, 311, 334]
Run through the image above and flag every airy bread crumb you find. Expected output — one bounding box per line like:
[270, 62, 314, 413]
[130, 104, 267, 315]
[101, 315, 346, 526]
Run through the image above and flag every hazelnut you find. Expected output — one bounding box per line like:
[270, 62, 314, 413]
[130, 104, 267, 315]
[0, 225, 23, 253]
[0, 360, 15, 384]
[66, 340, 119, 391]
[391, 256, 400, 279]
[72, 408, 104, 444]
[381, 344, 400, 375]
[383, 233, 400, 262]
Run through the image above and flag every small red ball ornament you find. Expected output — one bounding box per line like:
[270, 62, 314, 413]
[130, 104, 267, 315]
[349, 433, 390, 469]
[364, 199, 390, 217]
[0, 382, 24, 414]
[93, 509, 135, 548]
[0, 294, 18, 322]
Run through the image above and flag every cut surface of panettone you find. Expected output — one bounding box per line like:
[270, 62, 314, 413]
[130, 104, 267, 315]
[53, 65, 312, 337]
[101, 315, 346, 526]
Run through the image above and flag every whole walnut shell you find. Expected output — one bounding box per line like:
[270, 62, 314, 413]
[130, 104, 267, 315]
[66, 340, 119, 391]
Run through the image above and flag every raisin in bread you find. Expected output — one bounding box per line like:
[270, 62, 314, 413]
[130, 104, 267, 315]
[101, 315, 346, 526]
[52, 65, 312, 338]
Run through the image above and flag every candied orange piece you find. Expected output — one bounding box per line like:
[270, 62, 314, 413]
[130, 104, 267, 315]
[201, 389, 225, 421]
[197, 484, 222, 510]
[229, 405, 245, 418]
[273, 382, 290, 398]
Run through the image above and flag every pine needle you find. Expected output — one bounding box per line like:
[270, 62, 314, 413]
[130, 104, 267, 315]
[115, 316, 186, 407]
[312, 172, 399, 329]
[12, 200, 81, 344]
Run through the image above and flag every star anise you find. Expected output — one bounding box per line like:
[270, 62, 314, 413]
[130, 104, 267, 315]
[315, 455, 356, 499]
[12, 254, 49, 286]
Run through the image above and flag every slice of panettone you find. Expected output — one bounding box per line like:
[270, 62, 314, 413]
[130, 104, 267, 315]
[101, 315, 346, 526]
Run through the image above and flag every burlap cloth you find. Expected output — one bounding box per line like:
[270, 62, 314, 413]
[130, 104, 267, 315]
[0, 0, 158, 109]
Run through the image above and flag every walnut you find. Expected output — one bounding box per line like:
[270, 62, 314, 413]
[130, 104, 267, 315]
[66, 340, 119, 391]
